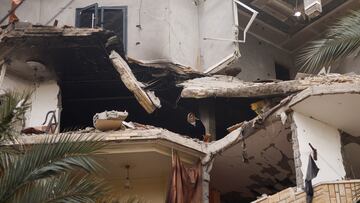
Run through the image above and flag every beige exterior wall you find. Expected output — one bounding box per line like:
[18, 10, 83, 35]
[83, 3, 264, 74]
[253, 180, 360, 203]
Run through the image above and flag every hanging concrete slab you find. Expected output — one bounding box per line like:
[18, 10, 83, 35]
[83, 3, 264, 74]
[109, 50, 161, 114]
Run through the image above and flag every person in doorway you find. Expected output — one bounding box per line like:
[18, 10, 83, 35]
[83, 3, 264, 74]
[186, 112, 206, 140]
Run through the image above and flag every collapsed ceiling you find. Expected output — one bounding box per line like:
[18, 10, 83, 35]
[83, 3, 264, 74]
[240, 0, 346, 35]
[238, 0, 360, 52]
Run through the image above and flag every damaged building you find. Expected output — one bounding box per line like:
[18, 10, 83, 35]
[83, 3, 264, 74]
[1, 0, 360, 202]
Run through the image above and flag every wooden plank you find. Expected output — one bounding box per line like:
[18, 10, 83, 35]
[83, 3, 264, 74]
[109, 50, 161, 114]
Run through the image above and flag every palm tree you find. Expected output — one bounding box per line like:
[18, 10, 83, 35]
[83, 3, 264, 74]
[297, 10, 360, 74]
[0, 92, 109, 203]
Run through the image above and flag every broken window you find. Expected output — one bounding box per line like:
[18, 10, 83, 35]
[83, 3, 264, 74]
[76, 4, 127, 53]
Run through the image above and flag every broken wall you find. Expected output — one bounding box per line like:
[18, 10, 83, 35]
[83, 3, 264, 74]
[0, 0, 203, 70]
[292, 112, 346, 186]
[211, 121, 296, 201]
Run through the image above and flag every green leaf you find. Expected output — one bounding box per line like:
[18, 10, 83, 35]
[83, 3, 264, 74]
[297, 10, 360, 73]
[8, 173, 108, 203]
[0, 91, 31, 142]
[0, 133, 106, 202]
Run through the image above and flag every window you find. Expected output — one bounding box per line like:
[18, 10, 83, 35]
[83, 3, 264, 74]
[275, 63, 290, 81]
[76, 4, 127, 53]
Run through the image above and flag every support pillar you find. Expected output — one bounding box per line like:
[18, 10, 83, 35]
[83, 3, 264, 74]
[202, 159, 214, 203]
[199, 99, 216, 140]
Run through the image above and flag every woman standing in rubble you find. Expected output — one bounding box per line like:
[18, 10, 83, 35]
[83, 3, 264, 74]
[186, 112, 207, 141]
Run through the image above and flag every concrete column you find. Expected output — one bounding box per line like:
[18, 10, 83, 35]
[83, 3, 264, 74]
[199, 99, 216, 140]
[292, 112, 346, 185]
[202, 160, 213, 203]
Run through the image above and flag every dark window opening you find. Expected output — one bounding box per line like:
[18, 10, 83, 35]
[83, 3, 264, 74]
[76, 4, 127, 53]
[275, 63, 290, 81]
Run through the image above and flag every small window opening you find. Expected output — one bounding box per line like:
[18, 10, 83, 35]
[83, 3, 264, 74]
[275, 63, 290, 81]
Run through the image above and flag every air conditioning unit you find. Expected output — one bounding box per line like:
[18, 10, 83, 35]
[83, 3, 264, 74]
[304, 0, 322, 18]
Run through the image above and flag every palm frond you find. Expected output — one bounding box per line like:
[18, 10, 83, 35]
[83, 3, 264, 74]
[354, 183, 360, 202]
[9, 173, 108, 203]
[297, 10, 360, 73]
[0, 146, 23, 176]
[0, 133, 106, 202]
[0, 91, 31, 142]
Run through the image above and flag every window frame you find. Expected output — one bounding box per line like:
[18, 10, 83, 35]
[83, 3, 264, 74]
[75, 5, 128, 54]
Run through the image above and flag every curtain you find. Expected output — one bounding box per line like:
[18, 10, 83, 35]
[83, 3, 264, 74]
[166, 152, 202, 203]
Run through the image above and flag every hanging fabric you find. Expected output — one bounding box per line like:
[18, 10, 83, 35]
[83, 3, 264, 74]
[304, 154, 319, 203]
[166, 151, 202, 203]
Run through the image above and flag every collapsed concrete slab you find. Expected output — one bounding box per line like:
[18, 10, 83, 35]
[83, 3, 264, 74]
[204, 79, 360, 201]
[179, 74, 360, 98]
[109, 51, 161, 114]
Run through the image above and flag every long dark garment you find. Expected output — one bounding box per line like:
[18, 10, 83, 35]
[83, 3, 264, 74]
[166, 152, 202, 203]
[187, 119, 206, 140]
[305, 155, 319, 203]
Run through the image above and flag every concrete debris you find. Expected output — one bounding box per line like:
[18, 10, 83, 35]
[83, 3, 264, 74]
[0, 22, 103, 39]
[93, 110, 128, 132]
[179, 74, 360, 98]
[109, 51, 161, 114]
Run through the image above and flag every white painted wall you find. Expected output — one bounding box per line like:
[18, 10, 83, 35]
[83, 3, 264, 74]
[233, 33, 294, 81]
[28, 80, 59, 128]
[293, 112, 346, 185]
[168, 0, 200, 69]
[37, 0, 172, 62]
[0, 0, 41, 25]
[0, 73, 59, 130]
[198, 0, 238, 72]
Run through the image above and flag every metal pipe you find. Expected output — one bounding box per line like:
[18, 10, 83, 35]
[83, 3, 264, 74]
[203, 0, 258, 43]
[233, 0, 258, 42]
